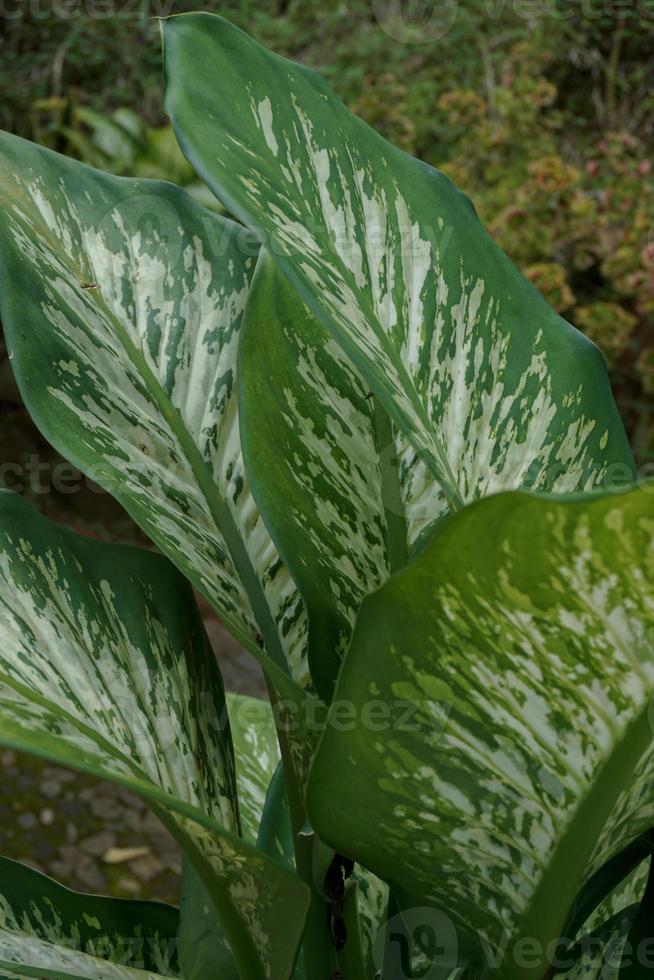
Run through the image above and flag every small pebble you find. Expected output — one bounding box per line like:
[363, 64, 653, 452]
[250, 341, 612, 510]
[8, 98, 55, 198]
[40, 779, 62, 799]
[103, 846, 151, 865]
[16, 812, 37, 830]
[80, 831, 116, 856]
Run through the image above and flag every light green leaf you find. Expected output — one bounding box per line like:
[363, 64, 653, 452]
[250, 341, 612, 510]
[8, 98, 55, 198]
[0, 856, 179, 980]
[0, 129, 308, 691]
[307, 486, 654, 980]
[0, 492, 309, 980]
[164, 12, 634, 527]
[227, 692, 281, 845]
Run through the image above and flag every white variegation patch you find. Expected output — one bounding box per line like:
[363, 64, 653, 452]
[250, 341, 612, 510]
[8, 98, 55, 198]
[556, 908, 635, 979]
[308, 488, 654, 977]
[0, 495, 308, 980]
[247, 100, 623, 520]
[165, 12, 634, 550]
[353, 868, 389, 972]
[0, 132, 308, 687]
[0, 934, 171, 980]
[0, 521, 234, 826]
[227, 692, 281, 843]
[0, 857, 179, 980]
[240, 256, 394, 689]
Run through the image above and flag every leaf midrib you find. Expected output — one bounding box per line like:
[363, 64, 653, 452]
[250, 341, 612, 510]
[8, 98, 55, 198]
[163, 54, 466, 514]
[372, 395, 408, 574]
[60, 259, 290, 678]
[0, 666, 299, 867]
[499, 701, 654, 980]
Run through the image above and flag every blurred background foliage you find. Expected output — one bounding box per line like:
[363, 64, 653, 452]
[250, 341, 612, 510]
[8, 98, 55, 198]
[1, 0, 654, 475]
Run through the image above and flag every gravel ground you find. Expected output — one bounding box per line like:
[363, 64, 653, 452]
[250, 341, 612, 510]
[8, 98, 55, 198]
[0, 617, 266, 904]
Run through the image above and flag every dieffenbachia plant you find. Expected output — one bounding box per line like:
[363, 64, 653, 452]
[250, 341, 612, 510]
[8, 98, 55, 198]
[0, 10, 651, 979]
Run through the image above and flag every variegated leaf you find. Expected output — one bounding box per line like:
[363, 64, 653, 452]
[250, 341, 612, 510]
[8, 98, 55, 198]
[352, 869, 388, 977]
[0, 855, 179, 980]
[573, 855, 650, 943]
[227, 692, 281, 845]
[0, 129, 308, 692]
[239, 250, 402, 696]
[0, 492, 309, 980]
[164, 12, 635, 534]
[308, 486, 654, 980]
[555, 907, 638, 978]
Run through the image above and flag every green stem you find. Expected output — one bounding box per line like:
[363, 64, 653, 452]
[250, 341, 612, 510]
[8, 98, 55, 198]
[381, 890, 405, 980]
[266, 678, 332, 980]
[337, 882, 369, 980]
[373, 396, 408, 573]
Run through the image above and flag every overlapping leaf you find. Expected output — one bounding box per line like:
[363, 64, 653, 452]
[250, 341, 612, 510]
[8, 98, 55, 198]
[0, 856, 179, 980]
[166, 13, 634, 695]
[227, 692, 281, 845]
[0, 492, 309, 980]
[308, 486, 654, 980]
[239, 251, 398, 695]
[164, 12, 635, 530]
[0, 129, 307, 691]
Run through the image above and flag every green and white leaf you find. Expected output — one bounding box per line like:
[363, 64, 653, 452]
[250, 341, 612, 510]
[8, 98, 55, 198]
[0, 492, 309, 980]
[227, 692, 281, 844]
[166, 13, 634, 695]
[575, 858, 650, 942]
[308, 485, 654, 980]
[164, 12, 634, 534]
[555, 907, 638, 978]
[351, 868, 388, 976]
[0, 855, 179, 980]
[239, 250, 403, 696]
[0, 129, 308, 690]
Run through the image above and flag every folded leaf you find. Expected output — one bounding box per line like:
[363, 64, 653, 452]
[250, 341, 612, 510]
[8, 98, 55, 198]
[0, 856, 178, 980]
[0, 129, 307, 689]
[0, 493, 309, 980]
[164, 12, 634, 530]
[308, 486, 654, 980]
